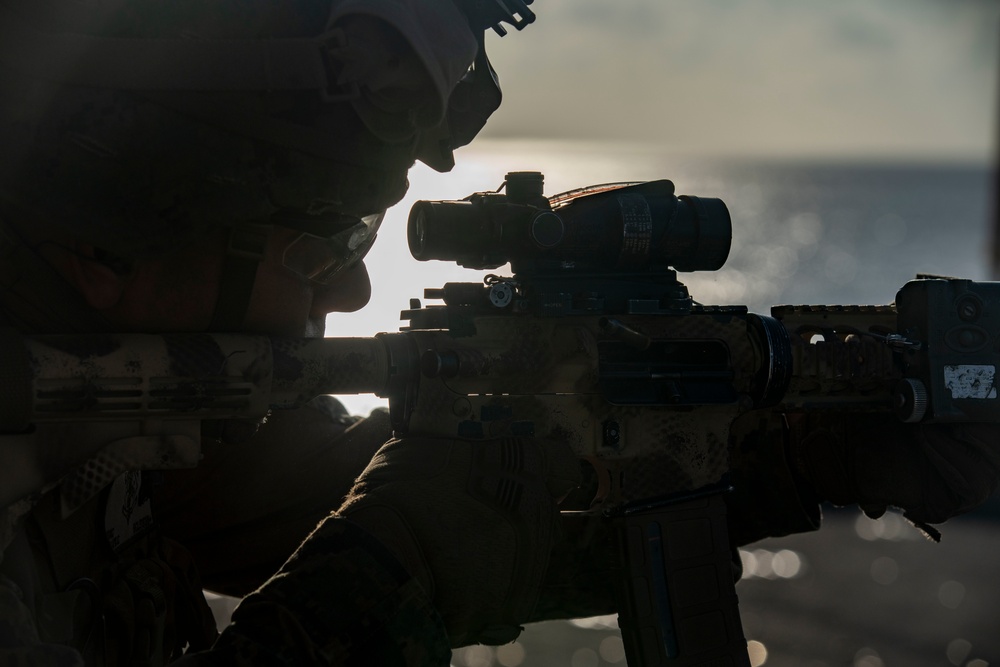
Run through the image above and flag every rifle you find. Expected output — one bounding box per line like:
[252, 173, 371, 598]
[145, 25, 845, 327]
[2, 172, 997, 665]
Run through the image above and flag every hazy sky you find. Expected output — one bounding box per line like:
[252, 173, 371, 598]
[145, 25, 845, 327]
[478, 0, 1000, 161]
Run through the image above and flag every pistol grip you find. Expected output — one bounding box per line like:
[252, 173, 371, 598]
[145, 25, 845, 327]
[614, 492, 750, 666]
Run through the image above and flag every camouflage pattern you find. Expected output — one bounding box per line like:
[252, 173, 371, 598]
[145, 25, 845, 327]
[774, 304, 901, 409]
[2, 332, 396, 509]
[6, 275, 997, 522]
[3, 304, 905, 509]
[393, 304, 905, 508]
[5, 289, 994, 664]
[14, 332, 392, 425]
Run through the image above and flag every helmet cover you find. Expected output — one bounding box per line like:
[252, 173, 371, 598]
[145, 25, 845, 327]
[0, 0, 494, 256]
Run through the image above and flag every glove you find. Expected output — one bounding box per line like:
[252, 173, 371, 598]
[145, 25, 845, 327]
[338, 435, 581, 646]
[788, 414, 1000, 530]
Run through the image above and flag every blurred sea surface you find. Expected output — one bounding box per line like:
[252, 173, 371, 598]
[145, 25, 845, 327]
[318, 140, 999, 667]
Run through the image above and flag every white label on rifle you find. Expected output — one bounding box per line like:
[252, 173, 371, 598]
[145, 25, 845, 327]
[944, 365, 997, 399]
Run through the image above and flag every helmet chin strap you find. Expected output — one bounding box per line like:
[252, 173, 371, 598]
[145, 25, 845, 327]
[208, 223, 271, 332]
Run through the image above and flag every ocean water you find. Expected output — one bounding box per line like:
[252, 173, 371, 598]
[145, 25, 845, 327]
[328, 139, 996, 415]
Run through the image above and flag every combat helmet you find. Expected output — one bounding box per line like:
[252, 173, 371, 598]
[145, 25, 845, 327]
[0, 0, 535, 331]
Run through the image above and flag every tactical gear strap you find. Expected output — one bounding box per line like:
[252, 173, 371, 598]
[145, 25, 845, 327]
[208, 224, 270, 332]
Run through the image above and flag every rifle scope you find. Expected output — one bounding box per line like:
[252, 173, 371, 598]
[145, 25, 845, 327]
[407, 172, 732, 272]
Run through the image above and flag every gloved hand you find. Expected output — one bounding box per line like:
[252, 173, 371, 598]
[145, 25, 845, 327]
[338, 435, 581, 647]
[787, 414, 1000, 530]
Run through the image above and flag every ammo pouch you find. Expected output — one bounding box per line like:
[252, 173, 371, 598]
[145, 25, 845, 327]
[25, 475, 218, 665]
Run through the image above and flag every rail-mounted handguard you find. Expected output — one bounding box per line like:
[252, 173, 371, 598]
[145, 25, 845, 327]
[2, 172, 997, 665]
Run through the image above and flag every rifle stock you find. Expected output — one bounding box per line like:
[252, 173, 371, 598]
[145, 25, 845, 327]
[2, 173, 998, 664]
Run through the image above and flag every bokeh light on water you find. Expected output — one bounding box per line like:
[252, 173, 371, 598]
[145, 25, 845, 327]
[452, 645, 495, 667]
[739, 548, 806, 580]
[598, 636, 626, 664]
[853, 647, 884, 667]
[853, 511, 924, 542]
[938, 580, 967, 610]
[869, 556, 899, 585]
[494, 642, 525, 667]
[570, 647, 600, 667]
[747, 640, 768, 666]
[947, 638, 973, 665]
